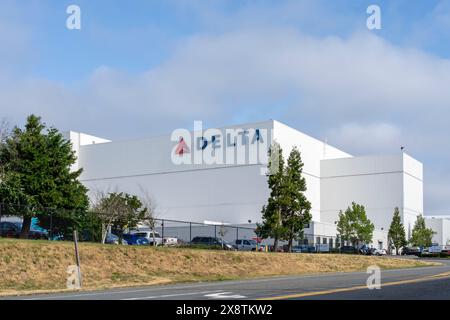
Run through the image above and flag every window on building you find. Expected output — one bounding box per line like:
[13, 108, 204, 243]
[316, 237, 321, 244]
[323, 238, 327, 244]
[330, 238, 334, 248]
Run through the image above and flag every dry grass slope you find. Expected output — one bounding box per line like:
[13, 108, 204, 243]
[0, 238, 437, 296]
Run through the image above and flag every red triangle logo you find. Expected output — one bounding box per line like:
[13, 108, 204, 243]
[175, 137, 190, 156]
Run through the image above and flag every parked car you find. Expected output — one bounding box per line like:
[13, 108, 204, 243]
[294, 245, 316, 253]
[104, 233, 128, 245]
[369, 248, 386, 256]
[190, 237, 235, 250]
[268, 245, 284, 252]
[131, 230, 164, 246]
[105, 233, 119, 245]
[0, 222, 20, 238]
[122, 233, 150, 245]
[0, 221, 48, 239]
[401, 247, 420, 256]
[163, 236, 179, 246]
[234, 239, 258, 251]
[359, 245, 370, 255]
[340, 246, 358, 254]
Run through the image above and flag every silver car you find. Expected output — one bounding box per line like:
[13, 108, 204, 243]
[234, 239, 258, 251]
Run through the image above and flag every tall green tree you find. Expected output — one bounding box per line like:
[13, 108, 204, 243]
[0, 115, 89, 238]
[337, 202, 374, 248]
[410, 215, 435, 249]
[256, 142, 286, 251]
[279, 147, 312, 252]
[388, 207, 407, 255]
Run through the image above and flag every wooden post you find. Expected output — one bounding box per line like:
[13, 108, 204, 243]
[73, 230, 82, 288]
[236, 228, 239, 251]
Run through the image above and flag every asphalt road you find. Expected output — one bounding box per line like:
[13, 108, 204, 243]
[4, 258, 450, 300]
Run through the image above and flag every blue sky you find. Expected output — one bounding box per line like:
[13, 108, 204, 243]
[1, 0, 450, 214]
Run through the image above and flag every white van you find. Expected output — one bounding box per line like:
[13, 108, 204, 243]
[234, 239, 258, 251]
[131, 230, 163, 246]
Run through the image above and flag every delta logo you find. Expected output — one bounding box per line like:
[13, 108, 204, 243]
[174, 137, 190, 156]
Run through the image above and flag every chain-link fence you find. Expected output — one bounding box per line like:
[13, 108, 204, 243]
[0, 202, 344, 253]
[150, 218, 258, 246]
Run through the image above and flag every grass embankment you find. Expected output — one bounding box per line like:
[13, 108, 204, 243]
[0, 238, 437, 296]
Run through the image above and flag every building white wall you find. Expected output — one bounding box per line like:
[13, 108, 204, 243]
[402, 154, 424, 239]
[77, 120, 351, 225]
[63, 131, 111, 171]
[321, 155, 404, 229]
[273, 121, 351, 222]
[320, 154, 421, 239]
[64, 120, 427, 249]
[78, 121, 275, 224]
[426, 217, 450, 246]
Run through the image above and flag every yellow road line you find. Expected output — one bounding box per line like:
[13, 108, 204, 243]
[258, 271, 450, 300]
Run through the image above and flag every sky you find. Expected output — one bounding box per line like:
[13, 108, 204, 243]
[0, 0, 450, 215]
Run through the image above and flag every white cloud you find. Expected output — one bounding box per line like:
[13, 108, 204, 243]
[326, 123, 402, 155]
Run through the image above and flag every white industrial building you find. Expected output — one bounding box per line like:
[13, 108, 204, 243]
[63, 120, 448, 249]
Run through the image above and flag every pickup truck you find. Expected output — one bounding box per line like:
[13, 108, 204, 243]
[131, 230, 177, 246]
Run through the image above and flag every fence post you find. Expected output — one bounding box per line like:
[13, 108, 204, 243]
[236, 227, 239, 251]
[49, 212, 53, 241]
[189, 222, 192, 243]
[161, 219, 165, 245]
[73, 230, 82, 288]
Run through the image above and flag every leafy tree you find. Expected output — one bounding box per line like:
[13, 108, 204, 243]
[78, 210, 103, 242]
[388, 207, 407, 255]
[279, 147, 312, 252]
[0, 115, 89, 238]
[256, 142, 286, 251]
[337, 202, 374, 248]
[137, 189, 158, 244]
[410, 215, 435, 249]
[93, 192, 147, 243]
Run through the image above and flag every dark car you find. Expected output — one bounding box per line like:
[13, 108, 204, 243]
[401, 247, 420, 256]
[0, 221, 48, 239]
[190, 237, 234, 250]
[359, 245, 370, 255]
[298, 245, 316, 253]
[340, 246, 358, 254]
[0, 222, 21, 238]
[268, 245, 284, 252]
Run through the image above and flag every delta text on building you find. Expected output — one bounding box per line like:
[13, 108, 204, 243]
[64, 120, 450, 249]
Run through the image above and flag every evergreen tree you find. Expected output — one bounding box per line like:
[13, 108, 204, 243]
[0, 115, 89, 238]
[279, 147, 312, 252]
[256, 142, 286, 251]
[410, 215, 435, 249]
[336, 202, 374, 248]
[388, 207, 407, 255]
